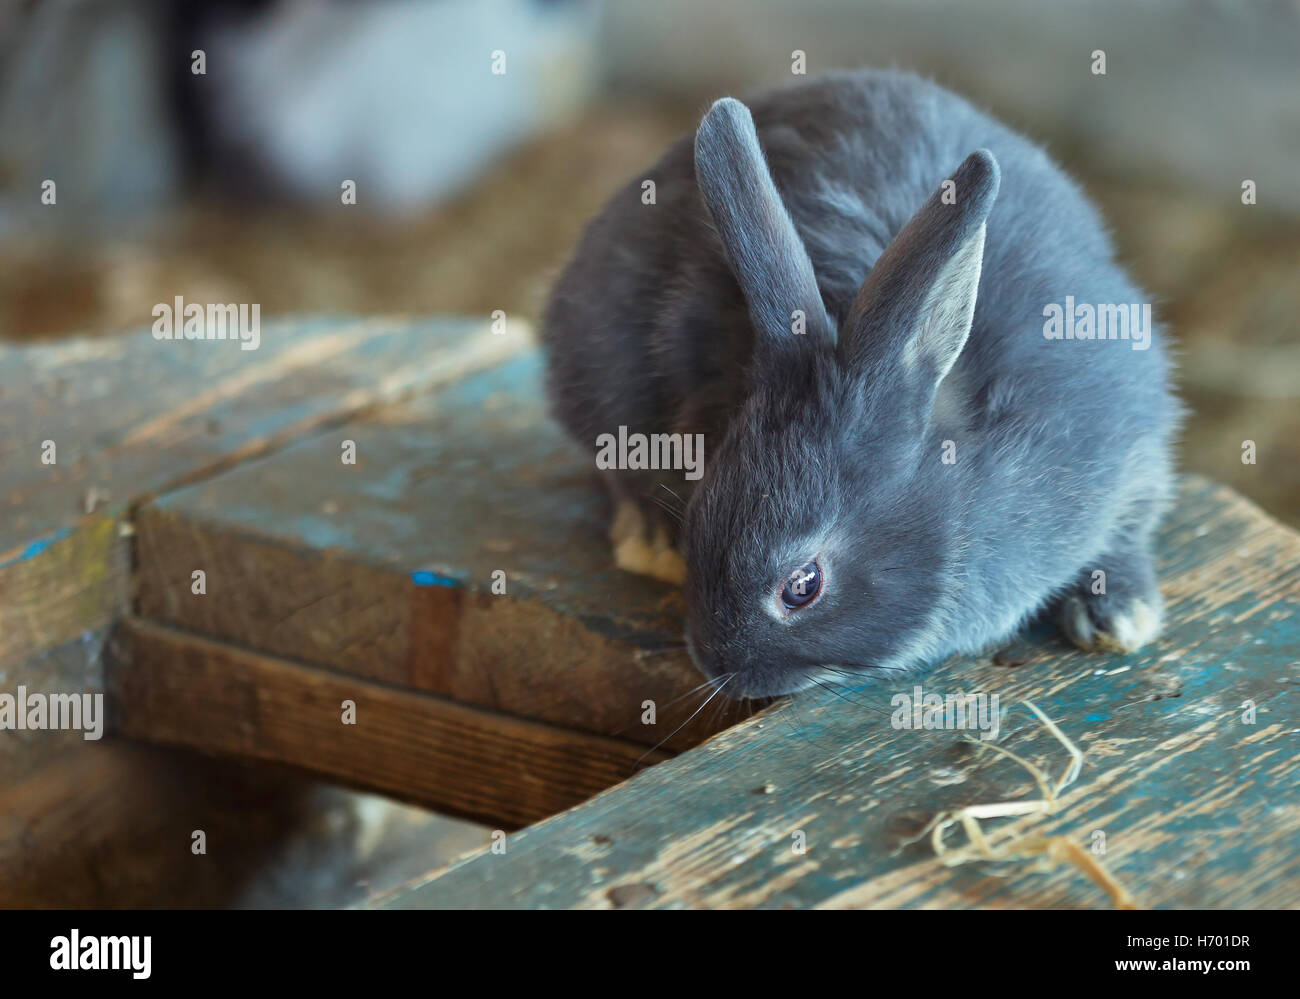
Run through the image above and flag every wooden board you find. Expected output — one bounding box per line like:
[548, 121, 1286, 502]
[0, 517, 123, 669]
[108, 618, 668, 829]
[0, 632, 110, 783]
[376, 478, 1300, 909]
[0, 315, 529, 668]
[2, 317, 715, 818]
[132, 351, 730, 750]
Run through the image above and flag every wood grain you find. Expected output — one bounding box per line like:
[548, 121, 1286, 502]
[376, 478, 1300, 909]
[0, 315, 528, 668]
[0, 516, 122, 666]
[132, 350, 735, 750]
[108, 617, 670, 829]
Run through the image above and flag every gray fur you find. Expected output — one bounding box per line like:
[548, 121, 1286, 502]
[541, 69, 1180, 698]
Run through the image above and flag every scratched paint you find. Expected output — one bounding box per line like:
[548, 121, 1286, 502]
[412, 570, 460, 587]
[0, 526, 75, 571]
[438, 352, 542, 408]
[147, 346, 685, 648]
[378, 480, 1300, 910]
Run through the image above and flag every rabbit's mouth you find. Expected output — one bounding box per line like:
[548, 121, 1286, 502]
[684, 628, 827, 700]
[698, 654, 901, 702]
[716, 673, 815, 702]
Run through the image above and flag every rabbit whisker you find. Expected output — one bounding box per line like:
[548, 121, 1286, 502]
[648, 495, 684, 524]
[657, 482, 687, 509]
[638, 673, 735, 762]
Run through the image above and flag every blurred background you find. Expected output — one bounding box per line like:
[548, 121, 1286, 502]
[2, 0, 1297, 906]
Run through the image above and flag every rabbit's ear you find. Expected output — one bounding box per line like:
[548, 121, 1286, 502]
[694, 98, 834, 357]
[838, 150, 1000, 412]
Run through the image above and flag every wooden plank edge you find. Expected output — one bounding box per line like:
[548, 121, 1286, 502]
[131, 506, 728, 752]
[0, 515, 125, 665]
[106, 617, 671, 830]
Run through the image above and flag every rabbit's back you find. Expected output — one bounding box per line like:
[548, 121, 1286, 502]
[543, 69, 1176, 506]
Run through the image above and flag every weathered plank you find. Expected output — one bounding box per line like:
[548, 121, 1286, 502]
[133, 351, 730, 750]
[0, 632, 109, 783]
[0, 517, 123, 668]
[376, 478, 1300, 909]
[108, 617, 669, 829]
[0, 315, 529, 668]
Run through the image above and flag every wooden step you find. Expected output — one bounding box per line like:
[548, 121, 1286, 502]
[1, 315, 528, 668]
[4, 315, 722, 826]
[128, 348, 723, 753]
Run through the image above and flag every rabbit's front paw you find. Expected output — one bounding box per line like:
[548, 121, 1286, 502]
[610, 500, 686, 586]
[1057, 554, 1163, 654]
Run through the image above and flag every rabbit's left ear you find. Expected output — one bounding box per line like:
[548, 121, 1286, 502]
[838, 150, 999, 419]
[694, 98, 835, 361]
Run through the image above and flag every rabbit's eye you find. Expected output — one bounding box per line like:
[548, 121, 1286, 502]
[781, 561, 822, 609]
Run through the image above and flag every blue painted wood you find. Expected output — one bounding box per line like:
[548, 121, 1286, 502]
[133, 349, 721, 750]
[0, 315, 524, 667]
[377, 478, 1300, 909]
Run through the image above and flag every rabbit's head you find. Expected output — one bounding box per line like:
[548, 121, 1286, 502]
[683, 98, 1000, 699]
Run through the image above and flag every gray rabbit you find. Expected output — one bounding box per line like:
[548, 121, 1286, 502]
[541, 69, 1179, 699]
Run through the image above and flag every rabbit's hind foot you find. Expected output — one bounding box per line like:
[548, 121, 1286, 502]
[610, 499, 686, 586]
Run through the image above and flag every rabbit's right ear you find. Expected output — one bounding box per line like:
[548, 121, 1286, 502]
[694, 98, 834, 359]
